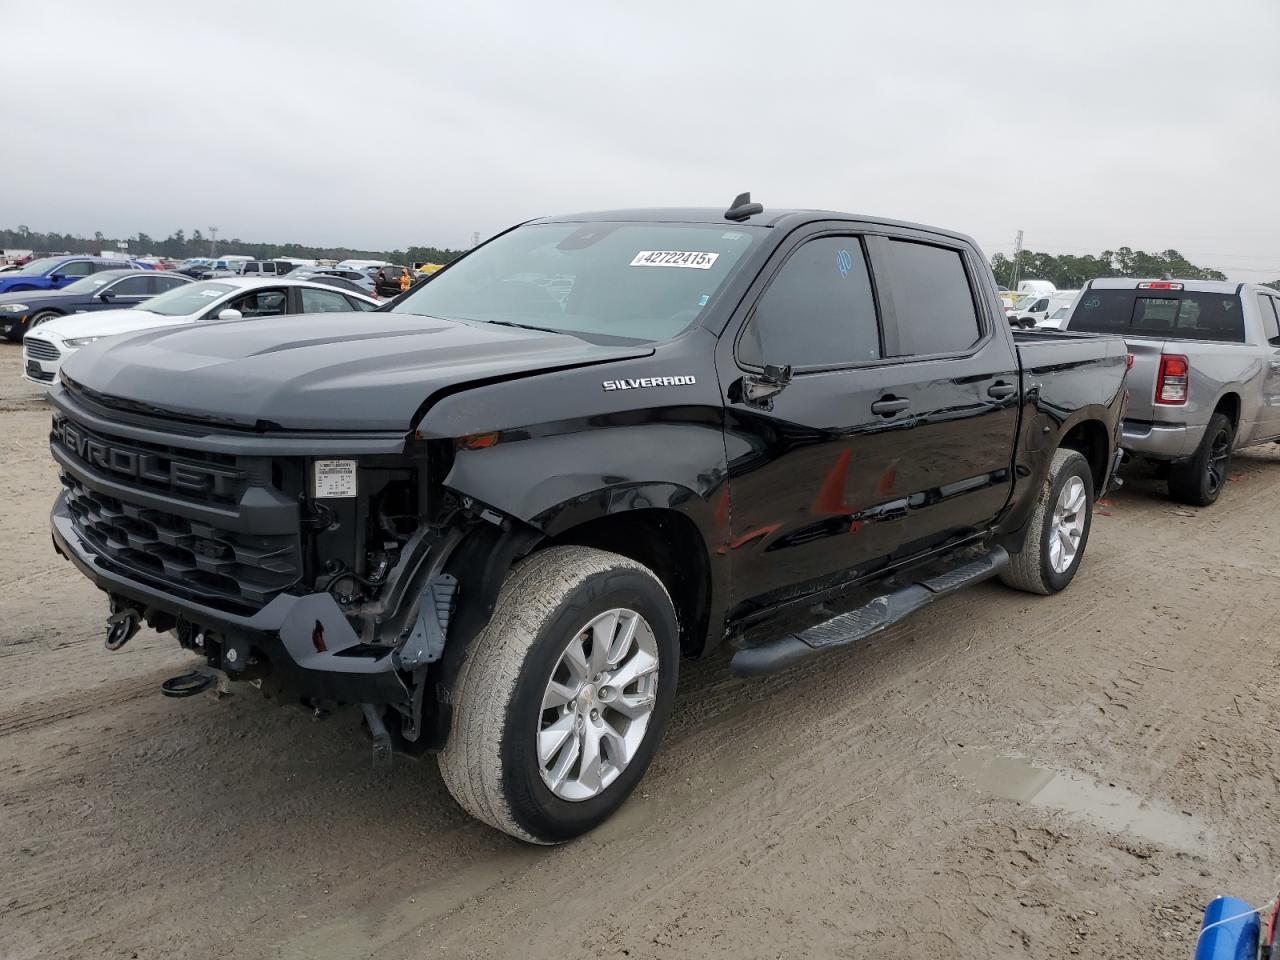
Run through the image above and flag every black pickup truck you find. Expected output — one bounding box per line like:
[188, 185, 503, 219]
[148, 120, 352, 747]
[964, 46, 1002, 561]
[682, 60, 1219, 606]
[47, 196, 1127, 843]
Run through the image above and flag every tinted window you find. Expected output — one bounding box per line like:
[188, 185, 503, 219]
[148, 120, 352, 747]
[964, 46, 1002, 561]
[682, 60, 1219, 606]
[56, 260, 94, 278]
[153, 274, 190, 292]
[1069, 290, 1244, 342]
[346, 295, 376, 311]
[1255, 294, 1280, 344]
[109, 275, 152, 296]
[301, 287, 353, 313]
[877, 240, 980, 354]
[739, 237, 880, 368]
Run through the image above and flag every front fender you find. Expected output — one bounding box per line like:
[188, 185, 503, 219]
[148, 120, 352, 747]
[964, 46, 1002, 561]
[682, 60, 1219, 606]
[443, 423, 728, 540]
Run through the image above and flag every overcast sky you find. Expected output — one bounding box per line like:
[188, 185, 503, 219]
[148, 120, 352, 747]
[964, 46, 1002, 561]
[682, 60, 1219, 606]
[3, 1, 1278, 278]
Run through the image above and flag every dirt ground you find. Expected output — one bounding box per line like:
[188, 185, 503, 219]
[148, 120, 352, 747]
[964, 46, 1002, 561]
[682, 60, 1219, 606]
[2, 340, 1278, 960]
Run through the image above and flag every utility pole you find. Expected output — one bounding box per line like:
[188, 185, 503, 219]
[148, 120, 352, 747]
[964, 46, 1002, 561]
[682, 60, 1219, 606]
[209, 226, 218, 257]
[1010, 229, 1024, 290]
[471, 231, 480, 249]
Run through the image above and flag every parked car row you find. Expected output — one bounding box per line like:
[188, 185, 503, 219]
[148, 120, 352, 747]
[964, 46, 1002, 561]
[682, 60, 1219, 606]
[0, 269, 192, 341]
[20, 277, 378, 383]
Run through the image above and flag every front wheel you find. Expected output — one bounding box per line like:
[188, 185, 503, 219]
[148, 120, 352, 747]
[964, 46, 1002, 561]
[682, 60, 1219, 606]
[438, 546, 679, 844]
[1000, 448, 1094, 595]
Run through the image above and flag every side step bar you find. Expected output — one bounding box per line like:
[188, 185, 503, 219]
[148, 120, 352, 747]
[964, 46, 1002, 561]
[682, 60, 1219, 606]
[729, 547, 1009, 678]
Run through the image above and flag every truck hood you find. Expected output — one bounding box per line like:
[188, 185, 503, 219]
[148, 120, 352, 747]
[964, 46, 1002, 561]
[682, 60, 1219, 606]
[60, 311, 653, 432]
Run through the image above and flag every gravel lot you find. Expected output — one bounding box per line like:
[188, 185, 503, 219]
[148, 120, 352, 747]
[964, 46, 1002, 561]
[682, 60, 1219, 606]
[2, 340, 1278, 960]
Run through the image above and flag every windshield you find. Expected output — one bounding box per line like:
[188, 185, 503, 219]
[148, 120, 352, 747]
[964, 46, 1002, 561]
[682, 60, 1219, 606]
[137, 281, 235, 316]
[1049, 306, 1070, 319]
[389, 222, 763, 342]
[12, 257, 64, 277]
[1068, 289, 1245, 342]
[61, 273, 124, 294]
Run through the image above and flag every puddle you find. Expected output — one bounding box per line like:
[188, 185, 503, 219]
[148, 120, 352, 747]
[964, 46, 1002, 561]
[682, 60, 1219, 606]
[954, 751, 1211, 852]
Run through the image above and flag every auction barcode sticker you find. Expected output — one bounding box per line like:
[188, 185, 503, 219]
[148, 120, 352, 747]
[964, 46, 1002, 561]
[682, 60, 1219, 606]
[313, 459, 357, 498]
[629, 250, 720, 269]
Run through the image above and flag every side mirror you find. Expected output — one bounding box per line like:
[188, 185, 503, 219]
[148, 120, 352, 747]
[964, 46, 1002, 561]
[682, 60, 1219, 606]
[98, 289, 114, 302]
[216, 308, 243, 321]
[49, 274, 64, 283]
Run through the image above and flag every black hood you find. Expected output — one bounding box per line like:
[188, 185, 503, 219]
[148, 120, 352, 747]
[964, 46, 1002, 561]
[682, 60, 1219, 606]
[60, 312, 652, 431]
[0, 287, 86, 305]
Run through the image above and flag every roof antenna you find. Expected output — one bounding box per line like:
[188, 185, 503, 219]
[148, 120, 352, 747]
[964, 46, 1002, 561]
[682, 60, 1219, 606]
[724, 191, 763, 222]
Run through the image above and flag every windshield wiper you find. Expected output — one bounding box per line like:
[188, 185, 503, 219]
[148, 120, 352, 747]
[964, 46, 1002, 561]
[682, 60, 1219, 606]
[471, 318, 565, 336]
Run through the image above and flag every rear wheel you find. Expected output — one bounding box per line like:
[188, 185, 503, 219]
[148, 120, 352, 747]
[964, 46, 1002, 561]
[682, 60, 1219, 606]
[1000, 448, 1094, 595]
[1168, 413, 1233, 507]
[437, 546, 679, 844]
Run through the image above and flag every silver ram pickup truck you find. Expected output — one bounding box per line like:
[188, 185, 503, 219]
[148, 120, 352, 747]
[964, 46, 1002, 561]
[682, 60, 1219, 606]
[1063, 278, 1280, 506]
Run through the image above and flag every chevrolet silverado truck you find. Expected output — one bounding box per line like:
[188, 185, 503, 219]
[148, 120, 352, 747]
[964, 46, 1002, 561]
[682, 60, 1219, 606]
[47, 197, 1127, 843]
[1064, 278, 1280, 506]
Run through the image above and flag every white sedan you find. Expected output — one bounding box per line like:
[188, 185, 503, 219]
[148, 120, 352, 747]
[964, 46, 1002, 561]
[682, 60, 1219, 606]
[22, 277, 379, 386]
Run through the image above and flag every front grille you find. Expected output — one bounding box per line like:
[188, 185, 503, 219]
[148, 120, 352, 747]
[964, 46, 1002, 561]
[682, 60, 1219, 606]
[51, 414, 245, 506]
[52, 413, 303, 612]
[24, 337, 59, 361]
[62, 475, 301, 608]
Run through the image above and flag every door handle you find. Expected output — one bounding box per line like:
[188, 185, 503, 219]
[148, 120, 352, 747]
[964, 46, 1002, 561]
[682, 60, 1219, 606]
[987, 381, 1017, 399]
[870, 395, 910, 416]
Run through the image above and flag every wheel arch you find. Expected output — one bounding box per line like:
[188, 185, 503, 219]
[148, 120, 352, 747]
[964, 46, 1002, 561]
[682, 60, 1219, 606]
[1213, 391, 1241, 432]
[535, 506, 714, 659]
[1058, 417, 1110, 493]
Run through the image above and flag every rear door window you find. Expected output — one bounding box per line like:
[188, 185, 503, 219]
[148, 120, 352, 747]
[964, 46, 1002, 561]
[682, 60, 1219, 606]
[739, 236, 881, 368]
[875, 239, 981, 355]
[152, 274, 189, 293]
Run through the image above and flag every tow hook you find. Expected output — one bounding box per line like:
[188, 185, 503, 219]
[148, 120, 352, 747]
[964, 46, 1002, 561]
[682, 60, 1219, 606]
[361, 703, 393, 771]
[105, 610, 141, 651]
[160, 669, 216, 698]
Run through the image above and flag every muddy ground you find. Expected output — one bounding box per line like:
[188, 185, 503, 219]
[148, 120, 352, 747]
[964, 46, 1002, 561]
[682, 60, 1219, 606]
[2, 340, 1278, 960]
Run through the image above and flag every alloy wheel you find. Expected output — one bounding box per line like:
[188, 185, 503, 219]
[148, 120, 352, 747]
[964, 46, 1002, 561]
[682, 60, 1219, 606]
[537, 608, 660, 802]
[1206, 427, 1231, 496]
[1048, 476, 1087, 574]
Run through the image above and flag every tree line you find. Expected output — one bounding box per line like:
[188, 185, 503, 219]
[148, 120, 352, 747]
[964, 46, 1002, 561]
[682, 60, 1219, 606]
[991, 247, 1227, 290]
[0, 225, 465, 268]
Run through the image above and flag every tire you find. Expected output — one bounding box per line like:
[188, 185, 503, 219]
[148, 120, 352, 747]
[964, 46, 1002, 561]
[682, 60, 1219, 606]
[27, 310, 61, 329]
[1167, 413, 1234, 507]
[437, 546, 679, 844]
[999, 448, 1094, 596]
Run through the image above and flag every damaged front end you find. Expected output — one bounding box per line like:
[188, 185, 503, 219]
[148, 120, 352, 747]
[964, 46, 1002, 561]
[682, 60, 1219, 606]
[48, 382, 534, 756]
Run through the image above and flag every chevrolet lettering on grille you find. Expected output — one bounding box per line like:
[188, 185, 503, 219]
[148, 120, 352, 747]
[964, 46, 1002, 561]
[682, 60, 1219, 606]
[53, 416, 241, 499]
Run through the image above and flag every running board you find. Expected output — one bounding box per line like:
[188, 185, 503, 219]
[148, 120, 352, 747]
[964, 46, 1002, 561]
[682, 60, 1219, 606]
[729, 547, 1009, 678]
